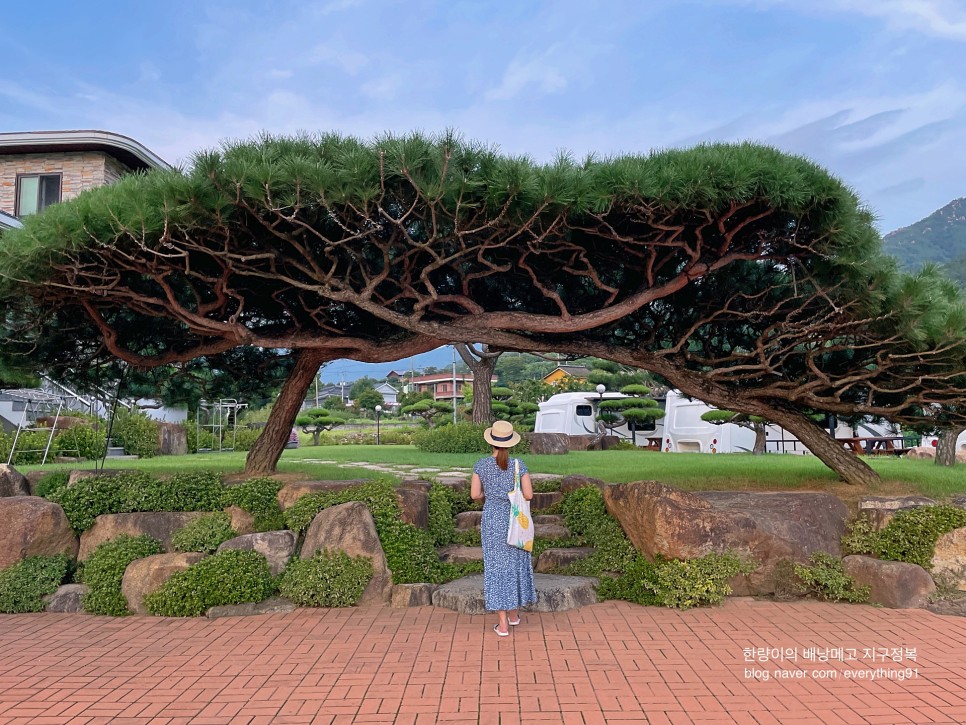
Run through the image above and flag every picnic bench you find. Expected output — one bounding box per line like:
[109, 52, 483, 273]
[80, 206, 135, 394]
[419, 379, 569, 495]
[838, 436, 911, 457]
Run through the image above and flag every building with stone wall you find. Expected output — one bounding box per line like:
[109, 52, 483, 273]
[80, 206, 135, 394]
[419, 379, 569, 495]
[0, 130, 168, 228]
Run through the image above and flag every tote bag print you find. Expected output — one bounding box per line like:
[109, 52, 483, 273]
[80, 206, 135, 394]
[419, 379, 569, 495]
[507, 459, 534, 552]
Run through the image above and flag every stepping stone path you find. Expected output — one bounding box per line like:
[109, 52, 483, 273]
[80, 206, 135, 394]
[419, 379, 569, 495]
[432, 573, 598, 614]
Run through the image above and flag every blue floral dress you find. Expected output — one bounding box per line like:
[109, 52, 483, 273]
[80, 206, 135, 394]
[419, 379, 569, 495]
[474, 455, 537, 612]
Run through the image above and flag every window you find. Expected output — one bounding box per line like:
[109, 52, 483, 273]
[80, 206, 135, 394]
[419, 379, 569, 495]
[16, 174, 62, 216]
[575, 404, 593, 417]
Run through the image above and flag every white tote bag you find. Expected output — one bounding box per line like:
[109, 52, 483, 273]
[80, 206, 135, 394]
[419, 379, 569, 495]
[506, 459, 534, 552]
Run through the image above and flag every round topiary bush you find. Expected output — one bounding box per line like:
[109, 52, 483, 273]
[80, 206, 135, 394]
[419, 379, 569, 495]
[144, 549, 276, 617]
[277, 550, 373, 607]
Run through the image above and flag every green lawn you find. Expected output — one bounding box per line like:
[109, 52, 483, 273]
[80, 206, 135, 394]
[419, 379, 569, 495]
[21, 445, 966, 502]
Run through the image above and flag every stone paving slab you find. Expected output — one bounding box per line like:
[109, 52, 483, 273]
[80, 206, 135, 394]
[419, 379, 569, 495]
[1, 600, 965, 723]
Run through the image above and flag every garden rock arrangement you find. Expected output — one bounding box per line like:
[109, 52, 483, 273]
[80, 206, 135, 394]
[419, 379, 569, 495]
[2, 464, 965, 618]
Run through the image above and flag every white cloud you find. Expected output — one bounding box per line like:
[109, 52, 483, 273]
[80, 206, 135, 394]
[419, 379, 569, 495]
[484, 47, 569, 102]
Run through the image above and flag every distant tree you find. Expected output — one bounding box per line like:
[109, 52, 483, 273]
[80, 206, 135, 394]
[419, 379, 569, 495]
[398, 390, 433, 409]
[701, 410, 768, 455]
[322, 396, 347, 412]
[455, 343, 501, 423]
[356, 388, 384, 414]
[295, 408, 347, 445]
[597, 384, 665, 445]
[349, 378, 379, 401]
[401, 399, 453, 427]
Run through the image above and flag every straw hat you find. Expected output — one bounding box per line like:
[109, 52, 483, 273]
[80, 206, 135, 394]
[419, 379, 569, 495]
[483, 420, 521, 448]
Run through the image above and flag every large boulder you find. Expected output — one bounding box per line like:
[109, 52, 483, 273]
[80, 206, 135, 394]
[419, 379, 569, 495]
[603, 482, 848, 595]
[121, 552, 205, 615]
[157, 423, 188, 456]
[0, 497, 78, 569]
[455, 511, 482, 530]
[842, 555, 935, 608]
[217, 531, 296, 576]
[437, 545, 484, 564]
[301, 501, 391, 605]
[858, 495, 938, 530]
[78, 511, 208, 561]
[527, 433, 570, 455]
[905, 446, 936, 460]
[224, 506, 256, 536]
[67, 469, 128, 488]
[0, 465, 30, 497]
[277, 480, 368, 510]
[932, 527, 966, 591]
[43, 584, 88, 613]
[391, 583, 437, 608]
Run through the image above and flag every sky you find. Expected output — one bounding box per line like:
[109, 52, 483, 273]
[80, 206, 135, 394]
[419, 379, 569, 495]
[4, 0, 965, 382]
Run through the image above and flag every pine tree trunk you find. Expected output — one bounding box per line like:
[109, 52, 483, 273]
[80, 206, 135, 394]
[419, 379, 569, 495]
[752, 424, 767, 455]
[245, 350, 329, 475]
[935, 426, 965, 467]
[454, 344, 499, 424]
[764, 407, 880, 486]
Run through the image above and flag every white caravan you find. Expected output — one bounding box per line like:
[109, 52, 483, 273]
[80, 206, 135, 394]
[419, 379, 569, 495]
[533, 391, 664, 443]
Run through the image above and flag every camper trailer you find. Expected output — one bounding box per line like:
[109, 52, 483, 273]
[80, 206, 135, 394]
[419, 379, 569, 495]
[534, 391, 664, 444]
[535, 389, 904, 455]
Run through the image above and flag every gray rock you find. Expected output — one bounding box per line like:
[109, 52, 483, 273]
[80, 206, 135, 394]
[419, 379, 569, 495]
[391, 583, 438, 608]
[276, 479, 370, 510]
[394, 486, 429, 529]
[157, 422, 188, 456]
[926, 598, 966, 617]
[122, 552, 206, 614]
[431, 573, 598, 614]
[217, 531, 296, 576]
[527, 433, 570, 455]
[0, 465, 30, 497]
[951, 495, 966, 510]
[533, 515, 565, 525]
[842, 555, 936, 608]
[456, 511, 482, 530]
[43, 584, 89, 613]
[301, 501, 391, 605]
[207, 597, 296, 618]
[535, 523, 570, 539]
[67, 469, 127, 488]
[535, 547, 595, 573]
[437, 545, 483, 564]
[859, 496, 938, 530]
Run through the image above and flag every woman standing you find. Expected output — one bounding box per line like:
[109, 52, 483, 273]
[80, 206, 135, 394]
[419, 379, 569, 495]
[470, 420, 537, 636]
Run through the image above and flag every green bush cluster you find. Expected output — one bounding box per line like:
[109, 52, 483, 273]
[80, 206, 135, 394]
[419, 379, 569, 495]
[0, 555, 71, 613]
[50, 471, 224, 532]
[185, 425, 215, 454]
[843, 505, 966, 569]
[0, 430, 78, 465]
[221, 477, 286, 531]
[314, 429, 417, 446]
[597, 553, 752, 609]
[78, 535, 163, 616]
[284, 480, 448, 584]
[559, 486, 637, 576]
[428, 483, 460, 546]
[794, 553, 870, 603]
[35, 471, 71, 498]
[172, 513, 237, 554]
[60, 425, 107, 460]
[277, 551, 373, 607]
[413, 423, 491, 453]
[226, 427, 262, 451]
[145, 550, 275, 617]
[111, 409, 160, 458]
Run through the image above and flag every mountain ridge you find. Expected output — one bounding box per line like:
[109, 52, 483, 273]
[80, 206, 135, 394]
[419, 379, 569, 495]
[882, 197, 966, 285]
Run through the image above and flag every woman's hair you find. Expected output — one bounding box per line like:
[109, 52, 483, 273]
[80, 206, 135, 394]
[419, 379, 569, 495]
[494, 446, 509, 470]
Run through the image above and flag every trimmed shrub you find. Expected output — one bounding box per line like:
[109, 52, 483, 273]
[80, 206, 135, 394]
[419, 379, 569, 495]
[185, 425, 215, 454]
[111, 409, 160, 458]
[144, 550, 276, 617]
[78, 535, 163, 616]
[284, 480, 448, 584]
[559, 486, 637, 576]
[0, 555, 71, 613]
[596, 557, 662, 606]
[843, 505, 966, 569]
[277, 551, 373, 607]
[413, 423, 490, 454]
[227, 427, 262, 452]
[795, 553, 870, 603]
[428, 482, 459, 546]
[123, 470, 224, 513]
[172, 513, 237, 554]
[49, 471, 156, 532]
[221, 477, 286, 532]
[59, 425, 107, 460]
[35, 471, 71, 498]
[0, 430, 65, 465]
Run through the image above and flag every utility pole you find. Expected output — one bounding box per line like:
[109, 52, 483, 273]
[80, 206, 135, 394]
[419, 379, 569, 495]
[452, 345, 458, 424]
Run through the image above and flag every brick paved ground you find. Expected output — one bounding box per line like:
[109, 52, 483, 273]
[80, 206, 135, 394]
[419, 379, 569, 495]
[1, 599, 964, 724]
